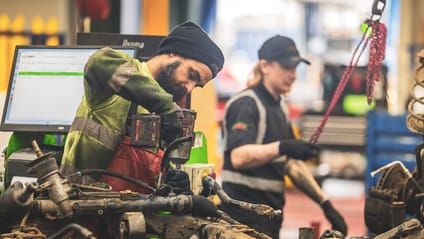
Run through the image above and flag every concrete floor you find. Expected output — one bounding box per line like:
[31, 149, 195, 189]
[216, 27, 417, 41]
[281, 178, 366, 239]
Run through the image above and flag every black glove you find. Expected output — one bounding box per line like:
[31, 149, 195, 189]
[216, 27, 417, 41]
[321, 200, 348, 236]
[160, 110, 184, 145]
[278, 139, 320, 160]
[164, 167, 192, 195]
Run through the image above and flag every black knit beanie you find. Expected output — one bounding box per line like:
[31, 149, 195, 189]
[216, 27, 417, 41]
[157, 21, 224, 79]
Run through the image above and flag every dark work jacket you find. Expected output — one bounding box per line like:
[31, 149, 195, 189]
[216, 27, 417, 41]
[220, 84, 294, 236]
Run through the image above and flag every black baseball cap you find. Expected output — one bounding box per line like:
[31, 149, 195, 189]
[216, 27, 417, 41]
[258, 35, 310, 67]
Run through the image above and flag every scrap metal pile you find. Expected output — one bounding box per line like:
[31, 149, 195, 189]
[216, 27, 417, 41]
[361, 50, 424, 239]
[0, 139, 279, 239]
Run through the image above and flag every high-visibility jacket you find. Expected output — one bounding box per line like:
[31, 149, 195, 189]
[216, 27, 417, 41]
[59, 47, 179, 183]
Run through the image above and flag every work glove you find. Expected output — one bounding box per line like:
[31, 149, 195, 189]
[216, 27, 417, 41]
[164, 167, 192, 195]
[278, 139, 320, 160]
[160, 110, 184, 146]
[321, 200, 348, 236]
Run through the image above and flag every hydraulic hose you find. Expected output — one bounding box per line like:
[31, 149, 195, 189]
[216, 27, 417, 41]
[202, 175, 281, 217]
[47, 223, 95, 239]
[34, 194, 218, 217]
[73, 168, 156, 193]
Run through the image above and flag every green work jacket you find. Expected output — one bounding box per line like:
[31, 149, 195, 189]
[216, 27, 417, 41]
[59, 47, 178, 183]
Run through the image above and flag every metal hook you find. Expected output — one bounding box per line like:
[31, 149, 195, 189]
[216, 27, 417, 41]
[371, 0, 386, 21]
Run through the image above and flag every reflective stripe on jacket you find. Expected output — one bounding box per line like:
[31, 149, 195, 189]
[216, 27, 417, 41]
[221, 88, 288, 192]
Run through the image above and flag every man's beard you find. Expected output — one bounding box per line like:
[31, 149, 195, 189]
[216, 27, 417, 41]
[157, 61, 187, 102]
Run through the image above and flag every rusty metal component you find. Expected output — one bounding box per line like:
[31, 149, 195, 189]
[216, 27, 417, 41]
[31, 141, 44, 159]
[118, 212, 146, 239]
[201, 222, 265, 239]
[390, 201, 406, 227]
[202, 175, 281, 217]
[34, 194, 201, 217]
[44, 223, 95, 239]
[370, 160, 412, 178]
[370, 160, 424, 193]
[144, 213, 271, 239]
[26, 141, 72, 219]
[1, 139, 278, 239]
[319, 229, 344, 239]
[129, 114, 161, 148]
[0, 181, 37, 230]
[299, 227, 314, 239]
[407, 50, 424, 134]
[144, 214, 202, 239]
[31, 194, 269, 238]
[0, 226, 46, 239]
[167, 109, 197, 167]
[373, 218, 424, 239]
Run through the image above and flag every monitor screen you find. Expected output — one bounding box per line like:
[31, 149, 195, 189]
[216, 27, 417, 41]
[321, 64, 387, 116]
[0, 45, 136, 133]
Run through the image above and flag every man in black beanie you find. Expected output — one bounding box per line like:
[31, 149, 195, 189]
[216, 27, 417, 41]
[158, 21, 223, 79]
[60, 21, 224, 198]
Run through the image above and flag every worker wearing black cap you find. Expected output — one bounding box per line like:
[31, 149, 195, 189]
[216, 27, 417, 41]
[59, 21, 224, 194]
[219, 35, 347, 238]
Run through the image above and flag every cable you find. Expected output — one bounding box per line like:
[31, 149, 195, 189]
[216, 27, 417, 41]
[47, 223, 95, 239]
[308, 1, 387, 144]
[73, 168, 156, 193]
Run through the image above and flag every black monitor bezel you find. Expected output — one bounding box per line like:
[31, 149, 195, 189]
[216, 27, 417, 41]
[76, 32, 165, 61]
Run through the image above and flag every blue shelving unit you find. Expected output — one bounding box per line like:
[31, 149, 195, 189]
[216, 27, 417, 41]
[365, 110, 423, 193]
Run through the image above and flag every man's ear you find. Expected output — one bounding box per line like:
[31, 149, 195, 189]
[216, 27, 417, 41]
[258, 59, 267, 68]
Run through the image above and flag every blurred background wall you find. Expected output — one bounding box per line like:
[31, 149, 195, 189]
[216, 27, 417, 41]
[0, 0, 422, 173]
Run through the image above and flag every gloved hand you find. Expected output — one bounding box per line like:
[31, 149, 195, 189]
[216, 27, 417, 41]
[164, 167, 192, 195]
[278, 139, 320, 160]
[321, 200, 348, 236]
[160, 110, 184, 146]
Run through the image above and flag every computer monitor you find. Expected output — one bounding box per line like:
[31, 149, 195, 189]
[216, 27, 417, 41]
[0, 45, 137, 133]
[321, 64, 388, 116]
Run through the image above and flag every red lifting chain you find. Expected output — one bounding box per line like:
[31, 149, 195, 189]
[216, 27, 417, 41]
[308, 0, 387, 144]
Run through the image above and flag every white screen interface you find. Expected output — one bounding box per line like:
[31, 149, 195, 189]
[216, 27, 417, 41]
[2, 47, 135, 132]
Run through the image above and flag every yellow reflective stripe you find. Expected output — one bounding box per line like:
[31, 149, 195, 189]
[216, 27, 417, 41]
[221, 170, 285, 193]
[70, 117, 123, 149]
